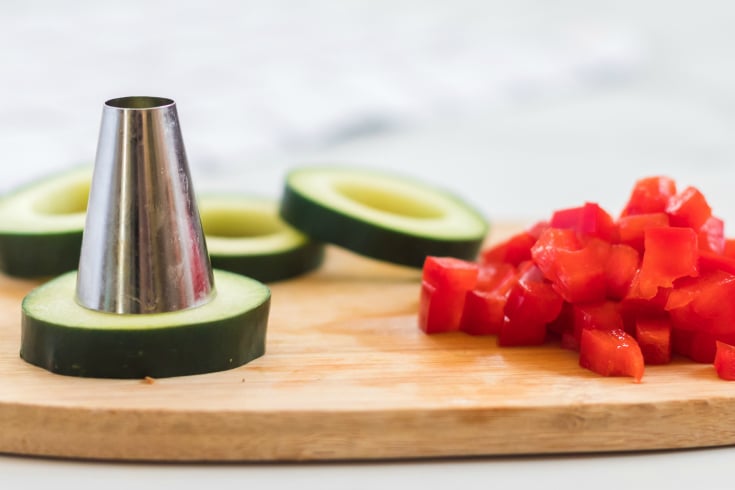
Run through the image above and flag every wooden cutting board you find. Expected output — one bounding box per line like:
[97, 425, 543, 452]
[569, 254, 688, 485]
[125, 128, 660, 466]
[1, 224, 735, 462]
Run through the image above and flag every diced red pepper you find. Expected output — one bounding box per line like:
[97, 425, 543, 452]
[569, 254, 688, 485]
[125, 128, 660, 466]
[418, 174, 735, 382]
[530, 227, 581, 265]
[549, 202, 617, 241]
[480, 231, 535, 267]
[698, 216, 725, 254]
[725, 239, 735, 259]
[547, 301, 574, 337]
[629, 227, 699, 299]
[572, 301, 624, 345]
[419, 257, 479, 334]
[666, 186, 712, 229]
[619, 287, 671, 335]
[476, 262, 516, 291]
[459, 289, 508, 336]
[616, 212, 669, 254]
[699, 250, 735, 275]
[499, 265, 563, 346]
[666, 270, 735, 335]
[579, 328, 644, 382]
[527, 220, 551, 239]
[422, 256, 479, 289]
[671, 329, 735, 363]
[605, 244, 639, 300]
[714, 341, 735, 380]
[560, 331, 579, 351]
[620, 176, 677, 217]
[461, 262, 518, 336]
[635, 317, 671, 365]
[533, 232, 610, 303]
[531, 228, 609, 303]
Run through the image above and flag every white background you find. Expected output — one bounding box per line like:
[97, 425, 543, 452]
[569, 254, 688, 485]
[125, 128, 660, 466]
[3, 1, 735, 488]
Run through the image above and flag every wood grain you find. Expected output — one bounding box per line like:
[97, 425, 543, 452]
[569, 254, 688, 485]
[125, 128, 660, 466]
[1, 224, 735, 461]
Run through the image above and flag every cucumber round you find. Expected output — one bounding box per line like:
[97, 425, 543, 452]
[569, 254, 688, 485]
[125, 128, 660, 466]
[279, 166, 489, 268]
[199, 195, 324, 282]
[0, 167, 90, 277]
[20, 269, 270, 379]
[0, 169, 323, 281]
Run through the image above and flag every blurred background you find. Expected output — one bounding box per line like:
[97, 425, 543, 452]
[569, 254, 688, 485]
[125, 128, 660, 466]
[2, 0, 735, 225]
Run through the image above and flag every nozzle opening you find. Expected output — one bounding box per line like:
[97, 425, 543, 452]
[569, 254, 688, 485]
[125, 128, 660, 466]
[105, 96, 174, 110]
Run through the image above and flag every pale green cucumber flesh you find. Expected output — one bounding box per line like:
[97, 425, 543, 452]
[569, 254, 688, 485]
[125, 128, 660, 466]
[199, 195, 324, 282]
[279, 166, 489, 268]
[0, 169, 323, 281]
[0, 168, 89, 277]
[20, 269, 270, 379]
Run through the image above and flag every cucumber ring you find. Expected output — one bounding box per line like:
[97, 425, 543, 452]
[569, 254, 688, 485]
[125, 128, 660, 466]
[199, 195, 324, 282]
[279, 166, 489, 268]
[20, 269, 270, 378]
[0, 169, 323, 281]
[0, 167, 89, 277]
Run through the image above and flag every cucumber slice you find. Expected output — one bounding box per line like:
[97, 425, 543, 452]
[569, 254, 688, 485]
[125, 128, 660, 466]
[280, 166, 489, 268]
[199, 195, 324, 282]
[0, 167, 90, 277]
[20, 269, 270, 378]
[0, 169, 322, 281]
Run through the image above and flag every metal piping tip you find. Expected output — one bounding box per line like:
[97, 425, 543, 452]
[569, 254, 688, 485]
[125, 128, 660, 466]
[76, 96, 215, 314]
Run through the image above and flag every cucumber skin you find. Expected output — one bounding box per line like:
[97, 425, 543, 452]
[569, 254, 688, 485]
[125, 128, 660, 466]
[0, 231, 82, 278]
[279, 185, 485, 268]
[209, 241, 325, 283]
[0, 228, 325, 282]
[20, 299, 270, 379]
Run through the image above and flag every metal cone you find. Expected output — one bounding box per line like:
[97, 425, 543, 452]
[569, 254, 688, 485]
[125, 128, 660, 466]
[76, 96, 215, 314]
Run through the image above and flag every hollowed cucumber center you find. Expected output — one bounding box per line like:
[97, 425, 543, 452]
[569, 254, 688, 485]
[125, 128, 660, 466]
[333, 180, 445, 219]
[32, 179, 90, 215]
[200, 208, 283, 238]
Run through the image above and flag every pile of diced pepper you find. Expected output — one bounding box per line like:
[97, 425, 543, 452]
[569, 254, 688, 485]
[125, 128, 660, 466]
[418, 176, 735, 382]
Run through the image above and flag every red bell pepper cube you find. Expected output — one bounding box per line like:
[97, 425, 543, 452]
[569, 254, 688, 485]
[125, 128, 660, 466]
[480, 231, 536, 267]
[698, 216, 725, 254]
[579, 328, 644, 382]
[714, 341, 735, 380]
[572, 301, 625, 345]
[422, 256, 479, 289]
[460, 263, 517, 336]
[547, 301, 574, 336]
[666, 270, 735, 335]
[499, 265, 563, 346]
[666, 186, 712, 229]
[536, 235, 611, 304]
[672, 329, 735, 363]
[699, 250, 735, 275]
[605, 244, 639, 300]
[620, 176, 677, 217]
[419, 257, 479, 334]
[560, 331, 579, 350]
[616, 212, 669, 254]
[635, 317, 672, 365]
[630, 226, 699, 299]
[531, 228, 610, 303]
[549, 202, 617, 241]
[459, 289, 508, 336]
[530, 227, 581, 264]
[725, 239, 735, 259]
[476, 262, 516, 291]
[619, 286, 671, 334]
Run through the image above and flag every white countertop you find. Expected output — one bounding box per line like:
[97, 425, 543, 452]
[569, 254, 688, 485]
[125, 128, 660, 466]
[3, 1, 735, 488]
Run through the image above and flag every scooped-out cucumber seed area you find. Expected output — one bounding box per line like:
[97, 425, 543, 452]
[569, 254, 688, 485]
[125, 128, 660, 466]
[0, 171, 90, 232]
[290, 170, 487, 238]
[199, 199, 309, 255]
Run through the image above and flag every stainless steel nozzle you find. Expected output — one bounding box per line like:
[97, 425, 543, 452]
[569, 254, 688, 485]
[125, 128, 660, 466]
[76, 96, 215, 314]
